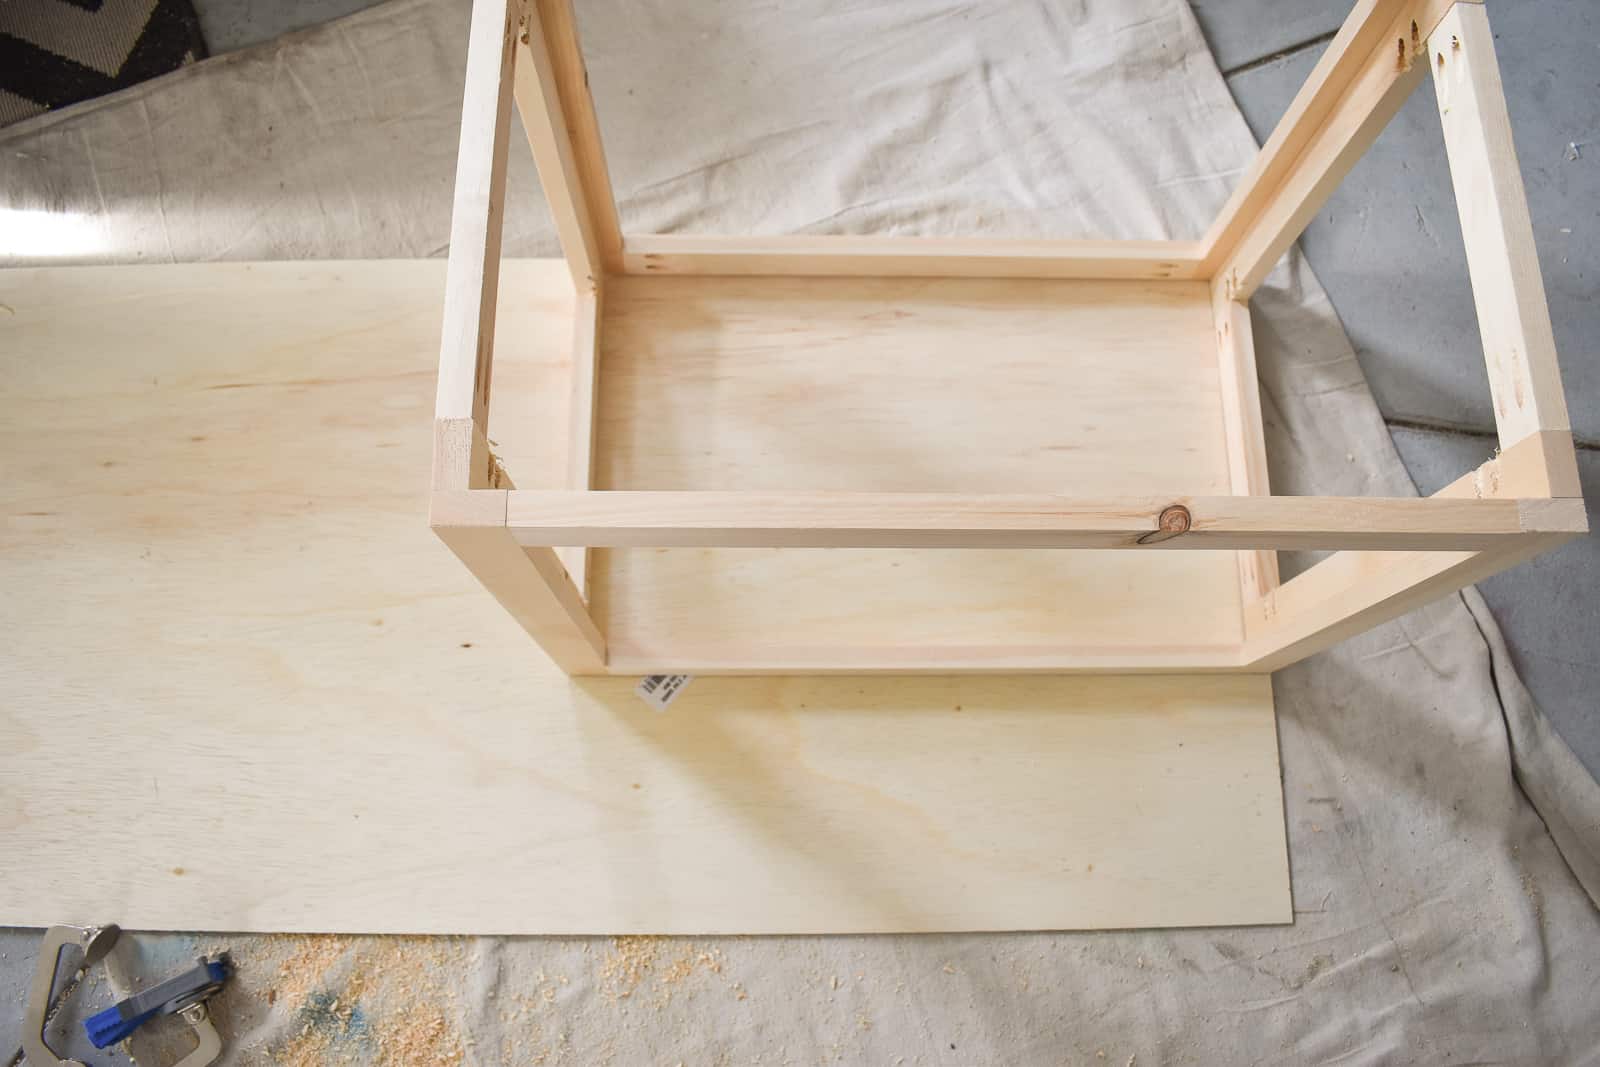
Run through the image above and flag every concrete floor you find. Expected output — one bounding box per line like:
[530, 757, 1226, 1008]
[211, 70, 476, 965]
[183, 0, 1600, 777]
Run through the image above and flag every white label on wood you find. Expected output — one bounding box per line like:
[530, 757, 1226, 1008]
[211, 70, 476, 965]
[636, 673, 693, 710]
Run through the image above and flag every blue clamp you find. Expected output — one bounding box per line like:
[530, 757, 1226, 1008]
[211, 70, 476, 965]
[85, 956, 229, 1049]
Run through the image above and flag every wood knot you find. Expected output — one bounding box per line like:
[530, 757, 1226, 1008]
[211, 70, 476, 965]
[1137, 504, 1191, 545]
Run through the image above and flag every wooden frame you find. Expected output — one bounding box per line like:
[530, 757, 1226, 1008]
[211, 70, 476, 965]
[432, 0, 1584, 676]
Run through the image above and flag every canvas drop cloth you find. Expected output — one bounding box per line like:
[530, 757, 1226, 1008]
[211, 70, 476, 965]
[2, 0, 1598, 1062]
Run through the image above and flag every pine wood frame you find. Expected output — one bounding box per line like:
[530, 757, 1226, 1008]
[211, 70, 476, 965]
[431, 0, 1584, 676]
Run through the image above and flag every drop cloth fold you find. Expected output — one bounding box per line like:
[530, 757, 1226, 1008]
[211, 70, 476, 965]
[2, 0, 1596, 1062]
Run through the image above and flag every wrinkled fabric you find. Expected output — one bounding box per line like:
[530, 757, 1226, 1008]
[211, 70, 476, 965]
[1, 0, 1596, 1062]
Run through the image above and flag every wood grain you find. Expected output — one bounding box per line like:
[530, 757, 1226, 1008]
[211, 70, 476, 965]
[591, 273, 1247, 665]
[1241, 432, 1586, 670]
[433, 489, 607, 674]
[512, 0, 603, 290]
[1430, 3, 1572, 450]
[0, 261, 1291, 932]
[619, 234, 1205, 280]
[557, 288, 602, 593]
[503, 489, 1577, 551]
[1211, 283, 1280, 606]
[531, 0, 623, 274]
[434, 0, 517, 480]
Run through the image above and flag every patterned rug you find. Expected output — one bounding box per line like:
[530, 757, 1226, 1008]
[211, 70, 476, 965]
[0, 0, 207, 127]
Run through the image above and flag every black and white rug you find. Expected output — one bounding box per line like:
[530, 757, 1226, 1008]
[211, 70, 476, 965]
[0, 0, 208, 127]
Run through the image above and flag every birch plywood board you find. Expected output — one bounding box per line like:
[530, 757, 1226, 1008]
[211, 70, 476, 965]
[0, 261, 1291, 933]
[593, 276, 1244, 670]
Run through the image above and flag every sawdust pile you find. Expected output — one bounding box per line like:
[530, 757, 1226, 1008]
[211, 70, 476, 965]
[378, 1003, 461, 1065]
[176, 932, 748, 1063]
[197, 933, 470, 1065]
[600, 936, 726, 1004]
[272, 935, 350, 1007]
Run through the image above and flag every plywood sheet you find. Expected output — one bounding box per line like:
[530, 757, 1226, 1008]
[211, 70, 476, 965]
[0, 261, 1290, 932]
[593, 275, 1244, 667]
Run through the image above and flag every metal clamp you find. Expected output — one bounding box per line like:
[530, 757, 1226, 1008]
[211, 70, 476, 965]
[21, 924, 121, 1067]
[84, 956, 229, 1064]
[19, 924, 228, 1067]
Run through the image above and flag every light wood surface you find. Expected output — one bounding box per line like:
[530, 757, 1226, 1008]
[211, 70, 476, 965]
[557, 288, 601, 592]
[1241, 432, 1586, 670]
[618, 234, 1206, 280]
[1430, 3, 1572, 451]
[504, 489, 1578, 551]
[591, 273, 1246, 668]
[1242, 533, 1569, 672]
[530, 0, 623, 274]
[440, 0, 613, 663]
[434, 489, 607, 673]
[1487, 428, 1581, 499]
[0, 261, 1291, 932]
[512, 1, 603, 290]
[1211, 282, 1280, 605]
[434, 0, 516, 478]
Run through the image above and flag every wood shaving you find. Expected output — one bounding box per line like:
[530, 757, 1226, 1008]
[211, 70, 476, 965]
[193, 934, 472, 1065]
[600, 937, 728, 1005]
[272, 934, 356, 1007]
[378, 1004, 463, 1065]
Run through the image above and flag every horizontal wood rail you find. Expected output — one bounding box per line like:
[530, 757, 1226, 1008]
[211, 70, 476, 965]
[1238, 430, 1586, 670]
[619, 234, 1206, 280]
[473, 491, 1586, 551]
[1240, 531, 1572, 672]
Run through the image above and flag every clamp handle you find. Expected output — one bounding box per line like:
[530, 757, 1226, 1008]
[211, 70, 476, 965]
[84, 957, 229, 1049]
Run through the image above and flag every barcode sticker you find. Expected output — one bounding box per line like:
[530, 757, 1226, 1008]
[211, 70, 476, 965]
[635, 674, 693, 710]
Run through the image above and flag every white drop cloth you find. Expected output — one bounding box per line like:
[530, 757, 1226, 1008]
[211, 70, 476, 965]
[2, 0, 1597, 1062]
